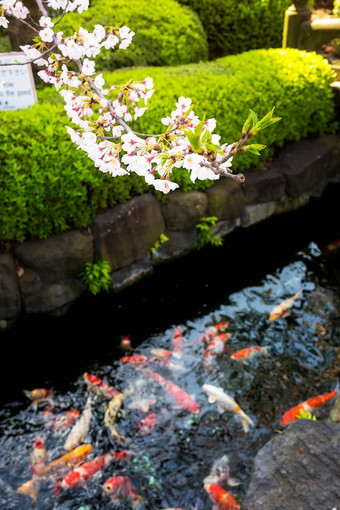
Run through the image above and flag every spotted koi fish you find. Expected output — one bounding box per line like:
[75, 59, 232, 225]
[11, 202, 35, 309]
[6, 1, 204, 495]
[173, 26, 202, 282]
[120, 355, 149, 367]
[204, 480, 240, 510]
[199, 321, 230, 342]
[268, 290, 302, 321]
[17, 444, 92, 502]
[102, 475, 143, 509]
[145, 369, 200, 414]
[230, 346, 269, 361]
[280, 387, 338, 426]
[172, 326, 183, 359]
[29, 437, 46, 476]
[64, 394, 92, 451]
[204, 333, 230, 366]
[23, 388, 53, 409]
[59, 451, 132, 491]
[83, 373, 120, 399]
[104, 392, 126, 444]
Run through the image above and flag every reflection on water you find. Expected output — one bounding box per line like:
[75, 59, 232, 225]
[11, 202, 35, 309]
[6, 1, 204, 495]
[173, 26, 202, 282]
[0, 240, 339, 510]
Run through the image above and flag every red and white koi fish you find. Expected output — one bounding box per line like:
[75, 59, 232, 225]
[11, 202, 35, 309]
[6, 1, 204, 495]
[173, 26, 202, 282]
[104, 392, 126, 444]
[268, 290, 302, 321]
[119, 336, 134, 352]
[64, 394, 92, 451]
[23, 388, 53, 410]
[203, 384, 253, 433]
[29, 437, 46, 476]
[230, 346, 269, 361]
[83, 373, 120, 399]
[172, 326, 183, 359]
[120, 355, 149, 367]
[204, 480, 240, 510]
[17, 444, 92, 502]
[199, 322, 230, 342]
[150, 349, 184, 371]
[204, 333, 230, 366]
[145, 369, 200, 414]
[322, 237, 340, 254]
[151, 348, 173, 361]
[44, 409, 80, 431]
[137, 408, 167, 435]
[280, 387, 338, 426]
[102, 475, 143, 509]
[59, 451, 132, 491]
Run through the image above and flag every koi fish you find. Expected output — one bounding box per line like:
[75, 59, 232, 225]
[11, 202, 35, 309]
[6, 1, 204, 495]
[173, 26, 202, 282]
[102, 475, 143, 509]
[64, 394, 92, 451]
[145, 369, 200, 414]
[151, 348, 173, 360]
[104, 392, 126, 443]
[203, 384, 253, 433]
[200, 322, 230, 342]
[322, 238, 340, 254]
[230, 346, 269, 361]
[137, 408, 167, 435]
[208, 455, 241, 487]
[23, 388, 53, 409]
[120, 355, 149, 367]
[280, 387, 338, 426]
[119, 336, 134, 352]
[204, 333, 230, 366]
[59, 451, 132, 491]
[172, 326, 183, 359]
[83, 373, 120, 399]
[150, 349, 184, 371]
[268, 290, 302, 321]
[17, 444, 92, 502]
[204, 480, 240, 510]
[29, 437, 46, 476]
[44, 409, 80, 431]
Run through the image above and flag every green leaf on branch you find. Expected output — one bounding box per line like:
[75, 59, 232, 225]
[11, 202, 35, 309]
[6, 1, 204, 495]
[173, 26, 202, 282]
[251, 107, 281, 134]
[243, 143, 267, 156]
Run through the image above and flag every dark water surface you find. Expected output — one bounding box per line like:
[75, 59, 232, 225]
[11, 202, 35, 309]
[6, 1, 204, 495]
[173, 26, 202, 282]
[1, 183, 340, 509]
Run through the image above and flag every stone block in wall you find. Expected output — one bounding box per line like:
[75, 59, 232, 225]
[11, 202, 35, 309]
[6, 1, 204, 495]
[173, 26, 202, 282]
[241, 169, 286, 204]
[0, 253, 21, 322]
[274, 194, 310, 215]
[18, 267, 85, 314]
[270, 139, 333, 197]
[211, 219, 240, 238]
[161, 190, 208, 231]
[205, 178, 246, 220]
[13, 230, 93, 283]
[241, 202, 276, 228]
[111, 256, 153, 292]
[317, 133, 340, 183]
[151, 230, 197, 264]
[92, 194, 165, 272]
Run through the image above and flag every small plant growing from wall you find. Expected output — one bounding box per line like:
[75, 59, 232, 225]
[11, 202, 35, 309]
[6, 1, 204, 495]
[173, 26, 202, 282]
[150, 234, 169, 254]
[80, 260, 112, 296]
[195, 217, 224, 250]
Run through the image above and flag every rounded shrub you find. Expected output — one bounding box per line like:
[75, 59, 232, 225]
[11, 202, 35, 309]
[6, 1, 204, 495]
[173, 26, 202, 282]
[57, 0, 209, 70]
[178, 0, 292, 59]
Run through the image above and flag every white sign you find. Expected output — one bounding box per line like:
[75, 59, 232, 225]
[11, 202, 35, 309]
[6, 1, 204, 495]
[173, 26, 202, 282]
[0, 52, 37, 111]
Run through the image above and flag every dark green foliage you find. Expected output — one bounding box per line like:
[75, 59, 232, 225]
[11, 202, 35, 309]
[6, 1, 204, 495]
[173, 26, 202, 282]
[80, 260, 112, 295]
[0, 48, 336, 244]
[57, 0, 208, 70]
[178, 0, 292, 59]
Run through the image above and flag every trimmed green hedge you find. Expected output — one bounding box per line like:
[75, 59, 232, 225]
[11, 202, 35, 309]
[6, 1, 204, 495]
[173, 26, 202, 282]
[0, 48, 337, 243]
[178, 0, 292, 59]
[57, 0, 208, 70]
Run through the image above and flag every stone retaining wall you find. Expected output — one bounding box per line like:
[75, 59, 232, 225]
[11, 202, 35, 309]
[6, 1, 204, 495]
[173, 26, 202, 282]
[1, 134, 340, 330]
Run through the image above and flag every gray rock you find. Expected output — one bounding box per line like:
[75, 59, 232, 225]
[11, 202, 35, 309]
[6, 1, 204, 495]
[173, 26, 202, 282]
[13, 229, 93, 283]
[0, 253, 21, 321]
[92, 194, 165, 272]
[317, 134, 340, 183]
[330, 395, 340, 424]
[271, 139, 332, 197]
[111, 257, 153, 292]
[205, 178, 246, 220]
[241, 202, 276, 228]
[242, 419, 340, 510]
[274, 194, 310, 215]
[161, 190, 208, 231]
[151, 229, 197, 264]
[241, 170, 286, 204]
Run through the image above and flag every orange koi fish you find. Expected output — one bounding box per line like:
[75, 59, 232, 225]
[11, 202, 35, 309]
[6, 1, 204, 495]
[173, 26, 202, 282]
[172, 326, 183, 359]
[83, 373, 120, 399]
[268, 290, 302, 321]
[17, 444, 92, 502]
[145, 369, 200, 414]
[280, 388, 338, 426]
[102, 475, 143, 509]
[204, 333, 230, 366]
[120, 355, 149, 367]
[204, 480, 240, 510]
[230, 346, 269, 361]
[59, 451, 132, 490]
[23, 388, 53, 409]
[64, 394, 92, 451]
[29, 437, 46, 476]
[322, 238, 340, 254]
[137, 408, 167, 435]
[200, 322, 230, 342]
[44, 409, 80, 431]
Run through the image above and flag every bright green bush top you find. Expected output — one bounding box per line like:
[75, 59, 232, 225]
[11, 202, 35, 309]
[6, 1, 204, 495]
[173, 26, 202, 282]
[0, 48, 337, 244]
[178, 0, 292, 59]
[57, 0, 208, 70]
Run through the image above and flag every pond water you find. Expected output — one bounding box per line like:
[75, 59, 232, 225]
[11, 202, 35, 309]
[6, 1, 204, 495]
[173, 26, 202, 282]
[1, 184, 340, 510]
